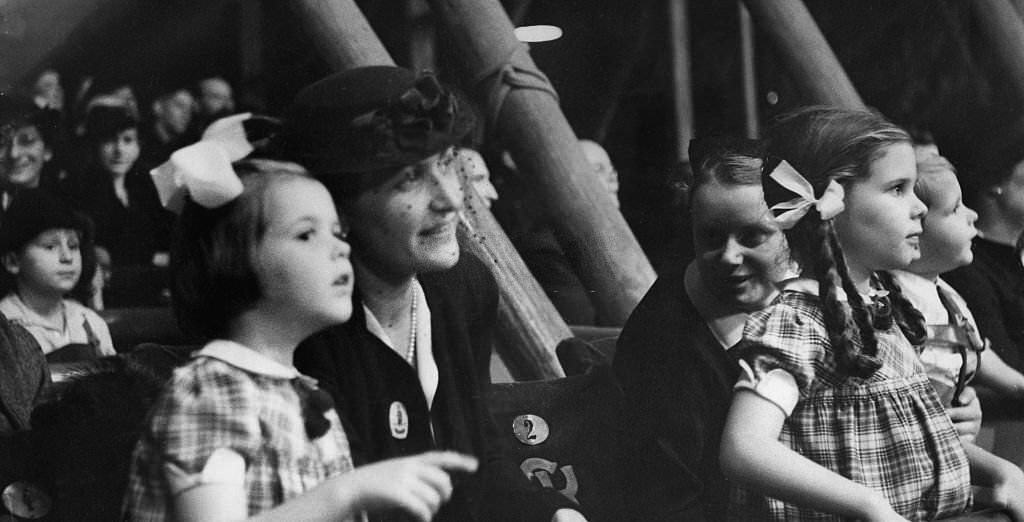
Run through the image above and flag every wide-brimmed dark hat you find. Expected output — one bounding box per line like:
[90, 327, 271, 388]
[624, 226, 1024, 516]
[0, 189, 92, 254]
[280, 66, 474, 176]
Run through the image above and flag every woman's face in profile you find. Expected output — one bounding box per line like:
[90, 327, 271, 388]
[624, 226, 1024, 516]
[348, 149, 464, 277]
[690, 181, 789, 312]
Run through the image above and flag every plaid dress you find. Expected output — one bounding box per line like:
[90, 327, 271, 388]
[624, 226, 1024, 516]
[122, 341, 357, 521]
[729, 288, 971, 521]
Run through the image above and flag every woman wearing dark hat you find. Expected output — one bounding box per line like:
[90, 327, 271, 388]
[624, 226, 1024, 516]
[286, 66, 585, 522]
[72, 104, 173, 306]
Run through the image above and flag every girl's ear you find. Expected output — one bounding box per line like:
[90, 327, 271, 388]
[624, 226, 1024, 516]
[2, 251, 20, 275]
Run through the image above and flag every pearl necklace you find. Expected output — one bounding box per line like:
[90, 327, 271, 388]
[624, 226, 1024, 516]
[406, 281, 418, 366]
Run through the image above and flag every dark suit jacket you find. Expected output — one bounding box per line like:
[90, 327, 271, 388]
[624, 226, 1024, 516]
[295, 252, 573, 522]
[613, 265, 739, 522]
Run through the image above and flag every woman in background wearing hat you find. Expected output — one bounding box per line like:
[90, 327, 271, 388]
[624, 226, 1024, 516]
[0, 188, 112, 375]
[286, 66, 585, 522]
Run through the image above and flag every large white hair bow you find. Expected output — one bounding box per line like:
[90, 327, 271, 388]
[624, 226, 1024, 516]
[150, 113, 254, 213]
[767, 160, 845, 230]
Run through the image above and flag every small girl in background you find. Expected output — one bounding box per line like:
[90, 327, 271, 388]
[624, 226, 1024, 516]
[894, 152, 1024, 406]
[122, 119, 477, 522]
[0, 188, 113, 368]
[719, 107, 1022, 521]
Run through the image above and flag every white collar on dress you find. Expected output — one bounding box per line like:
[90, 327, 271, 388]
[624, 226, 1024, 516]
[194, 339, 300, 379]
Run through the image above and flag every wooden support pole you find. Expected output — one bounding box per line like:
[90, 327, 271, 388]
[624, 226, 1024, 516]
[973, 0, 1024, 112]
[291, 0, 395, 68]
[668, 0, 695, 163]
[290, 0, 565, 379]
[460, 186, 568, 380]
[741, 0, 865, 109]
[428, 0, 658, 326]
[738, 2, 760, 139]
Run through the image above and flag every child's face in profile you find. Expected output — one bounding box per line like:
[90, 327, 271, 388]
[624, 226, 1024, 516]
[911, 172, 978, 277]
[252, 177, 353, 332]
[7, 228, 82, 296]
[833, 143, 926, 279]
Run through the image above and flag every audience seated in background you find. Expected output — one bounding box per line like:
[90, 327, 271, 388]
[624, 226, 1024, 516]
[0, 189, 114, 377]
[0, 93, 62, 204]
[74, 105, 173, 307]
[193, 76, 236, 133]
[139, 85, 196, 167]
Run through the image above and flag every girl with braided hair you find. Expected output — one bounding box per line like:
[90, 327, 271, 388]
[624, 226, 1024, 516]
[718, 107, 1009, 521]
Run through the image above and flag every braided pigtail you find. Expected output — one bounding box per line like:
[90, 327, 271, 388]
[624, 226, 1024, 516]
[817, 221, 882, 378]
[875, 270, 927, 346]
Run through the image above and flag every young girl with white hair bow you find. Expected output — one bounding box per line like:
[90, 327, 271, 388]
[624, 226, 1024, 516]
[122, 114, 477, 522]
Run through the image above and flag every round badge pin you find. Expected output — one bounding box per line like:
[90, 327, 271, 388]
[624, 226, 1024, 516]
[2, 481, 52, 519]
[389, 401, 409, 440]
[512, 414, 549, 446]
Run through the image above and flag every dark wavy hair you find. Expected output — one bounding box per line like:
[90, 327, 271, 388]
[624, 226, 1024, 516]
[170, 159, 310, 339]
[684, 138, 766, 208]
[764, 107, 926, 378]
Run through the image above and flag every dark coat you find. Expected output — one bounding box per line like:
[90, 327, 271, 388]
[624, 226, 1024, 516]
[72, 165, 173, 268]
[613, 265, 739, 522]
[0, 312, 48, 434]
[295, 251, 573, 522]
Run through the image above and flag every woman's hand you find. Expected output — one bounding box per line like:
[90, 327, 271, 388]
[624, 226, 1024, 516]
[343, 451, 478, 522]
[948, 386, 982, 443]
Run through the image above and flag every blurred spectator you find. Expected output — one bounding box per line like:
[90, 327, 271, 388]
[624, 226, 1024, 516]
[0, 93, 62, 209]
[74, 105, 172, 307]
[579, 139, 619, 209]
[139, 86, 195, 166]
[194, 76, 236, 131]
[455, 146, 498, 208]
[31, 69, 64, 111]
[0, 189, 113, 377]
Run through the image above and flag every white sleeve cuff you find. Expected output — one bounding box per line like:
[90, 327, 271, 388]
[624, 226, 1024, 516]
[163, 447, 246, 497]
[733, 359, 800, 416]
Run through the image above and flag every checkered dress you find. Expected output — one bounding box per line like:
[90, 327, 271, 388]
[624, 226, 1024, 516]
[729, 290, 971, 521]
[122, 354, 356, 521]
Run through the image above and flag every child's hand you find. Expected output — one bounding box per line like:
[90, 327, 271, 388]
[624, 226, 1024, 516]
[345, 451, 478, 521]
[973, 464, 1024, 521]
[948, 386, 982, 443]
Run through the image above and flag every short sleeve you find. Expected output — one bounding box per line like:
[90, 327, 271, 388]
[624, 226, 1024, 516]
[146, 361, 263, 489]
[734, 296, 829, 406]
